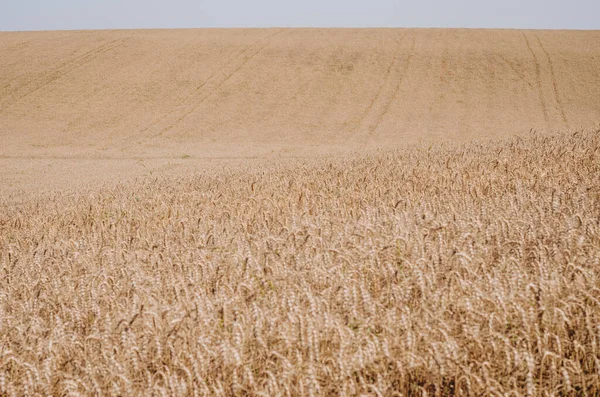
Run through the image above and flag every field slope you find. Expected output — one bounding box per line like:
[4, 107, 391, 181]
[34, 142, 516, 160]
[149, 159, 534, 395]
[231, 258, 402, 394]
[1, 28, 600, 191]
[1, 28, 600, 395]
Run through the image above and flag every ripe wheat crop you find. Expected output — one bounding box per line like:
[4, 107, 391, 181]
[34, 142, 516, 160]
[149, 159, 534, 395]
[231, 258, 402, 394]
[1, 130, 599, 396]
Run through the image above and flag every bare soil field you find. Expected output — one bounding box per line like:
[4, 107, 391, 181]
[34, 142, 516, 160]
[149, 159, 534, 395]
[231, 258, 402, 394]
[1, 28, 600, 395]
[1, 28, 599, 191]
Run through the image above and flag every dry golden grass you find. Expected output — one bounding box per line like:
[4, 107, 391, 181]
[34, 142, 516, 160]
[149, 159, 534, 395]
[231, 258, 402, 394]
[1, 129, 599, 396]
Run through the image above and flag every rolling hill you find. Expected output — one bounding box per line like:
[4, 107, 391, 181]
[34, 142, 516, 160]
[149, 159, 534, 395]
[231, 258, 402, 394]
[2, 29, 600, 395]
[1, 28, 599, 189]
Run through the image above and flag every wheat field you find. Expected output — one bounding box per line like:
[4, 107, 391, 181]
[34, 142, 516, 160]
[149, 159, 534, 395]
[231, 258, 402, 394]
[1, 129, 599, 395]
[1, 29, 600, 192]
[2, 27, 600, 396]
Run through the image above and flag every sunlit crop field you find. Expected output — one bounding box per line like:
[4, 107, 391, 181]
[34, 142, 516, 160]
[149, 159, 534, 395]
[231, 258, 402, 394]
[1, 130, 599, 395]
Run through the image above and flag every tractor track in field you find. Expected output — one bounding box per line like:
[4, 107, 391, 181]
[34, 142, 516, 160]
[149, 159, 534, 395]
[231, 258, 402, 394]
[523, 33, 550, 127]
[0, 37, 132, 114]
[347, 33, 415, 143]
[536, 34, 568, 127]
[137, 29, 288, 140]
[367, 36, 416, 139]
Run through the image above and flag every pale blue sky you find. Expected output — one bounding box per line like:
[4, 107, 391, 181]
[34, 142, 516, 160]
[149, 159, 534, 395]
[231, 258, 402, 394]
[1, 0, 598, 32]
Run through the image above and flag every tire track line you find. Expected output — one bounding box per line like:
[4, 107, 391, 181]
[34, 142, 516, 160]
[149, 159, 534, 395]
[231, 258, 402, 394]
[0, 37, 132, 113]
[137, 39, 262, 135]
[0, 38, 130, 111]
[136, 40, 261, 134]
[151, 29, 287, 138]
[351, 32, 406, 134]
[498, 56, 534, 90]
[138, 30, 286, 136]
[523, 33, 549, 126]
[535, 34, 568, 127]
[369, 36, 416, 137]
[1, 38, 121, 101]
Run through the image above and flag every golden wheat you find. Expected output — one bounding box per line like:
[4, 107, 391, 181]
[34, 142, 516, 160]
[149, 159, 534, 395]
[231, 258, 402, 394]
[1, 130, 599, 396]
